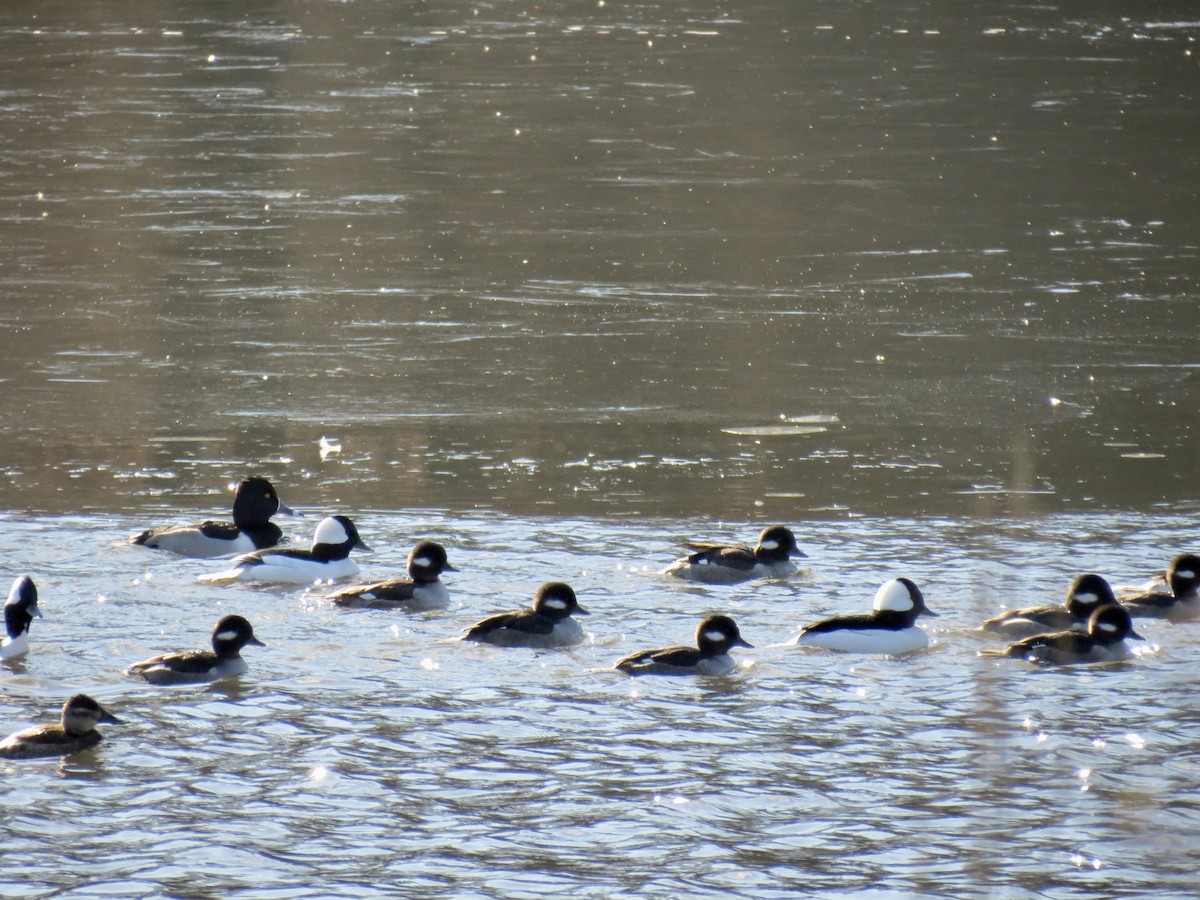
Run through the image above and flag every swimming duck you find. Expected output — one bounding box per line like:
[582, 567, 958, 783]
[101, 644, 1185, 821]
[0, 694, 121, 760]
[793, 578, 937, 655]
[662, 525, 806, 584]
[1, 576, 41, 660]
[461, 582, 588, 648]
[126, 614, 265, 685]
[1120, 553, 1200, 620]
[980, 573, 1116, 638]
[131, 476, 297, 558]
[198, 515, 370, 585]
[994, 603, 1144, 665]
[615, 614, 752, 676]
[327, 541, 457, 611]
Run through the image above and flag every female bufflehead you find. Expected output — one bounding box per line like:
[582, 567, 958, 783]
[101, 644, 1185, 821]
[0, 694, 121, 760]
[980, 573, 1116, 638]
[995, 603, 1144, 665]
[461, 582, 588, 648]
[662, 525, 806, 584]
[126, 614, 265, 685]
[198, 515, 370, 585]
[328, 541, 457, 611]
[2, 576, 41, 660]
[615, 614, 752, 676]
[794, 578, 937, 655]
[1120, 553, 1200, 620]
[131, 477, 297, 558]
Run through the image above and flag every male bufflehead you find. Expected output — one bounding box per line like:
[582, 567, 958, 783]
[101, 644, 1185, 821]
[328, 541, 457, 611]
[794, 578, 937, 655]
[126, 614, 265, 685]
[131, 477, 297, 558]
[614, 614, 752, 676]
[662, 525, 806, 584]
[1120, 553, 1200, 620]
[994, 603, 1144, 665]
[461, 582, 588, 648]
[2, 576, 41, 660]
[0, 694, 121, 760]
[980, 573, 1116, 638]
[198, 515, 370, 585]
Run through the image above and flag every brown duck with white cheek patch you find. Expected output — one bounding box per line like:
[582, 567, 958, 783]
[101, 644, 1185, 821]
[1120, 553, 1200, 621]
[615, 615, 753, 676]
[328, 541, 458, 611]
[997, 603, 1144, 666]
[126, 615, 266, 685]
[662, 525, 807, 585]
[462, 582, 588, 649]
[980, 572, 1116, 639]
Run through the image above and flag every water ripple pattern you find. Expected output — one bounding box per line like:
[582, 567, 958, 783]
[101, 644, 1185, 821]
[2, 512, 1199, 896]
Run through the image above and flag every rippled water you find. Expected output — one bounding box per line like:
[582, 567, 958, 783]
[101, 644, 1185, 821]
[2, 1, 1199, 519]
[3, 1, 1200, 897]
[4, 510, 1200, 897]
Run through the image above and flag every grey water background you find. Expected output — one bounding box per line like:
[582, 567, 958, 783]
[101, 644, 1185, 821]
[1, 1, 1199, 897]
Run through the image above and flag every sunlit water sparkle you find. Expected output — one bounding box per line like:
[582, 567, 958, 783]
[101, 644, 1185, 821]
[2, 511, 1199, 897]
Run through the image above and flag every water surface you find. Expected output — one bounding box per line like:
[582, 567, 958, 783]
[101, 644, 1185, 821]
[2, 2, 1200, 897]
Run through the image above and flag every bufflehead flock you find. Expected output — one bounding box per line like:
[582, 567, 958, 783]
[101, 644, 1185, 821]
[0, 477, 1190, 759]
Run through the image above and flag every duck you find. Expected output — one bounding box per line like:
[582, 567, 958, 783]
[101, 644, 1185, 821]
[615, 614, 752, 676]
[793, 577, 937, 655]
[2, 576, 41, 660]
[198, 515, 370, 585]
[131, 476, 297, 558]
[461, 582, 588, 648]
[662, 525, 806, 585]
[993, 603, 1144, 665]
[1120, 553, 1200, 620]
[980, 573, 1116, 638]
[0, 694, 121, 760]
[326, 541, 457, 611]
[125, 614, 265, 685]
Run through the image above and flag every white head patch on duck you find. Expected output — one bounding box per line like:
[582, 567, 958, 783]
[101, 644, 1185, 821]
[312, 516, 351, 546]
[872, 579, 917, 613]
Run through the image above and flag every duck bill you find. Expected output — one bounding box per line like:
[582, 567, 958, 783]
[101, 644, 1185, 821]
[249, 637, 267, 647]
[1129, 628, 1146, 641]
[736, 637, 754, 649]
[574, 605, 590, 616]
[443, 563, 460, 573]
[276, 499, 301, 517]
[100, 711, 122, 725]
[354, 539, 373, 552]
